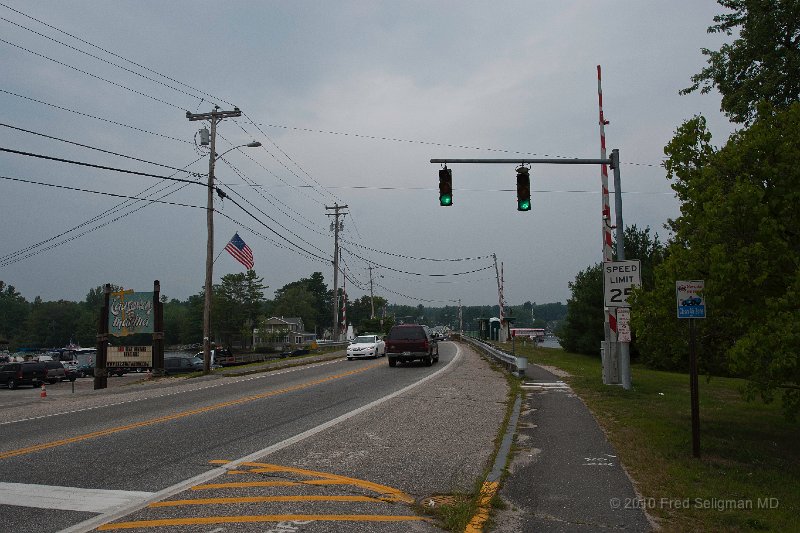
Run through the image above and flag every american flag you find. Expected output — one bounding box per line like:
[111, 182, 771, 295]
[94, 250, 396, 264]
[224, 233, 254, 270]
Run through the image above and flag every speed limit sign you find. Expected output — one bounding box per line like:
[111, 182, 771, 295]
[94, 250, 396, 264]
[603, 260, 641, 307]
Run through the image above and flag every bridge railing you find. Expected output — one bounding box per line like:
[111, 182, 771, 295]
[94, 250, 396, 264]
[459, 335, 527, 377]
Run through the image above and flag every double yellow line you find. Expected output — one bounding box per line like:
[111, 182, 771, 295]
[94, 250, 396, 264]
[1, 362, 383, 460]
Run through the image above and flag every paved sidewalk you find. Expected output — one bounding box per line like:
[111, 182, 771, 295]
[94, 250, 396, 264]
[493, 363, 653, 532]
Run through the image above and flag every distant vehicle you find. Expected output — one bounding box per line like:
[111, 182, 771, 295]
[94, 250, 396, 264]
[346, 335, 386, 360]
[43, 360, 69, 383]
[195, 348, 232, 366]
[385, 324, 438, 367]
[0, 361, 47, 389]
[165, 355, 204, 375]
[681, 296, 702, 306]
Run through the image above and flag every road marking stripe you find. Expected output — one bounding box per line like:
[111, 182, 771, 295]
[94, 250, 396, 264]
[192, 480, 346, 489]
[234, 461, 414, 503]
[0, 359, 343, 426]
[151, 495, 382, 506]
[0, 483, 154, 513]
[465, 481, 498, 533]
[97, 514, 430, 530]
[0, 362, 383, 460]
[61, 347, 462, 533]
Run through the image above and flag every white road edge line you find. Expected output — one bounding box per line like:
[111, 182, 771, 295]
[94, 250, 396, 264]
[59, 346, 462, 533]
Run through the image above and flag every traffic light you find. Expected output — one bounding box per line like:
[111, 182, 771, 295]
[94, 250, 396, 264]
[439, 167, 453, 206]
[516, 166, 531, 211]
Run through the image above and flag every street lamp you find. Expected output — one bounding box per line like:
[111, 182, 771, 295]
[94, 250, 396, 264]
[201, 140, 261, 374]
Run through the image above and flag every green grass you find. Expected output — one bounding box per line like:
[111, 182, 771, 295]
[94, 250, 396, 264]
[497, 342, 799, 532]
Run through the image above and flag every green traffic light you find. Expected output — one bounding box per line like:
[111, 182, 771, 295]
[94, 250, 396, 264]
[440, 194, 453, 206]
[517, 199, 531, 211]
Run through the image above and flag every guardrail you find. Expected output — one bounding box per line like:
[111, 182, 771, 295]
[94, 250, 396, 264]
[460, 335, 527, 377]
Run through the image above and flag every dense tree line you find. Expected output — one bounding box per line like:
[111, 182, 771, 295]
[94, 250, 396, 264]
[560, 0, 800, 418]
[1, 274, 565, 351]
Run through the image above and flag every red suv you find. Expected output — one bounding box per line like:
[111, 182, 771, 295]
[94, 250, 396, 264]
[385, 324, 439, 367]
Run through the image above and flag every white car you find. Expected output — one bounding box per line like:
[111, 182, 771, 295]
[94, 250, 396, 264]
[346, 335, 386, 360]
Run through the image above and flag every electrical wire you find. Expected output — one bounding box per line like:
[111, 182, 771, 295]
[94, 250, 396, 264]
[0, 89, 191, 144]
[0, 15, 210, 107]
[0, 147, 205, 184]
[0, 174, 203, 208]
[0, 2, 229, 108]
[0, 122, 203, 174]
[0, 37, 186, 110]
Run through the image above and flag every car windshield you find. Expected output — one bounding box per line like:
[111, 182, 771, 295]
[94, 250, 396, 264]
[354, 336, 376, 343]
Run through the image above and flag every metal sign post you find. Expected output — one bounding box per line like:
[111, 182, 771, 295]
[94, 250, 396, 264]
[676, 280, 706, 458]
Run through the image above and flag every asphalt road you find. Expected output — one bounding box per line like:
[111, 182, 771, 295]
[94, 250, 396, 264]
[0, 342, 508, 532]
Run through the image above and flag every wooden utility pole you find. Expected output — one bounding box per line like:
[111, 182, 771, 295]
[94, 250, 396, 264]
[186, 107, 241, 374]
[325, 204, 348, 341]
[368, 264, 375, 319]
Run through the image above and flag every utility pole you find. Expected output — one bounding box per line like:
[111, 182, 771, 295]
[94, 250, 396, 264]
[458, 299, 463, 335]
[368, 265, 375, 319]
[187, 106, 241, 374]
[326, 204, 348, 341]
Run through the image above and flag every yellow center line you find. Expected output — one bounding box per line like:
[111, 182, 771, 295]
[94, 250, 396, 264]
[0, 362, 383, 460]
[98, 514, 430, 530]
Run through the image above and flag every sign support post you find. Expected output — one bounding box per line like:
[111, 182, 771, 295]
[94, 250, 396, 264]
[677, 280, 706, 458]
[689, 318, 700, 458]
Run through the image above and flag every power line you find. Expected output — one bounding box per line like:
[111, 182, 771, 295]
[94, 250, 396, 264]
[342, 245, 494, 278]
[0, 147, 204, 185]
[0, 122, 202, 173]
[0, 37, 187, 110]
[0, 2, 230, 108]
[0, 88, 191, 144]
[0, 15, 210, 106]
[261, 122, 662, 168]
[0, 174, 203, 208]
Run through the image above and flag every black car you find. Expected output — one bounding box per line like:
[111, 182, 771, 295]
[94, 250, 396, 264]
[43, 360, 70, 383]
[164, 356, 204, 375]
[0, 361, 48, 389]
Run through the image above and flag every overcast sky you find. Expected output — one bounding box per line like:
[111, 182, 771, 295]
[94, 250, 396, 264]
[1, 1, 736, 308]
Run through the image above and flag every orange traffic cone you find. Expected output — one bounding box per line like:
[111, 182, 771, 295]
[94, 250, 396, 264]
[40, 383, 47, 398]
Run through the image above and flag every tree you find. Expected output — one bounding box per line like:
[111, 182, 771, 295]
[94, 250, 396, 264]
[212, 271, 267, 348]
[0, 281, 29, 346]
[558, 263, 604, 355]
[271, 285, 317, 331]
[682, 0, 800, 124]
[272, 272, 329, 334]
[633, 103, 800, 418]
[559, 226, 667, 357]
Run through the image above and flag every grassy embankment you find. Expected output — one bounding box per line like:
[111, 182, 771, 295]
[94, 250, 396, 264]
[497, 342, 798, 532]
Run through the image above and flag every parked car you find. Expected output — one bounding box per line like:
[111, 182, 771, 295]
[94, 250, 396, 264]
[43, 360, 69, 383]
[164, 355, 204, 375]
[346, 335, 386, 360]
[385, 324, 439, 367]
[0, 361, 48, 389]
